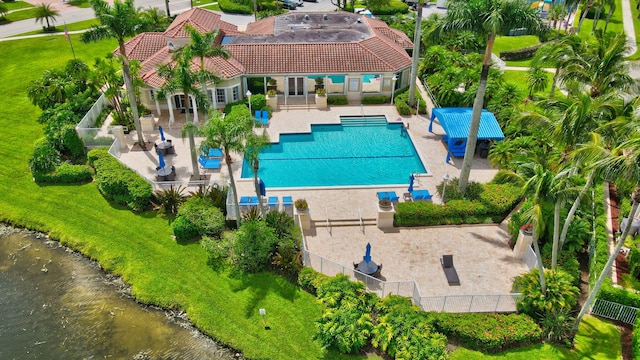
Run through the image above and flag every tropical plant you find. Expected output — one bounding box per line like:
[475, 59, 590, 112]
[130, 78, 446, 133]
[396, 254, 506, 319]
[34, 4, 60, 30]
[265, 210, 294, 240]
[151, 185, 186, 215]
[81, 0, 149, 147]
[526, 66, 548, 99]
[436, 0, 545, 194]
[241, 206, 262, 222]
[199, 110, 253, 227]
[531, 35, 584, 98]
[139, 7, 170, 32]
[177, 197, 225, 238]
[90, 55, 128, 126]
[231, 220, 278, 272]
[244, 131, 270, 216]
[272, 238, 302, 276]
[294, 198, 308, 211]
[157, 47, 207, 181]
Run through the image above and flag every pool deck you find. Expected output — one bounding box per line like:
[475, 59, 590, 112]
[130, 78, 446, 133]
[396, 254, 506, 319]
[114, 103, 528, 300]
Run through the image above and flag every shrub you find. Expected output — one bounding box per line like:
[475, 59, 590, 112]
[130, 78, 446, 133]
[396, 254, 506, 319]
[172, 215, 200, 241]
[432, 312, 542, 352]
[272, 238, 303, 276]
[361, 95, 389, 104]
[33, 162, 93, 184]
[217, 0, 251, 14]
[513, 269, 579, 322]
[294, 198, 308, 211]
[201, 234, 232, 269]
[540, 241, 580, 287]
[628, 246, 640, 279]
[151, 185, 186, 215]
[395, 183, 522, 227]
[265, 210, 295, 240]
[499, 44, 541, 61]
[87, 148, 152, 212]
[248, 93, 266, 110]
[231, 220, 278, 272]
[327, 96, 348, 105]
[29, 137, 61, 176]
[393, 88, 427, 115]
[368, 0, 409, 15]
[297, 267, 329, 295]
[633, 312, 640, 359]
[177, 197, 225, 238]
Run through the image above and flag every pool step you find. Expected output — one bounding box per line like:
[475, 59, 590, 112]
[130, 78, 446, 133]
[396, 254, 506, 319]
[340, 117, 388, 127]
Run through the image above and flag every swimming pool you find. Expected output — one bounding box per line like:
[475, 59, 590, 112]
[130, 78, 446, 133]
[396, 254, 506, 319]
[240, 116, 427, 187]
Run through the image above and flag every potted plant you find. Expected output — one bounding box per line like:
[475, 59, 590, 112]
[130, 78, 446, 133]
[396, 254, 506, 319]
[378, 199, 392, 211]
[295, 198, 308, 212]
[267, 79, 277, 92]
[314, 77, 324, 91]
[315, 88, 327, 110]
[520, 223, 533, 236]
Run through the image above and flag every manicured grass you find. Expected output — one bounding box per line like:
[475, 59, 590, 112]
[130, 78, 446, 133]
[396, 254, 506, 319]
[493, 35, 539, 54]
[1, 7, 40, 22]
[450, 316, 621, 359]
[200, 3, 222, 11]
[0, 35, 366, 360]
[11, 19, 100, 37]
[503, 69, 554, 98]
[4, 1, 33, 11]
[67, 0, 92, 8]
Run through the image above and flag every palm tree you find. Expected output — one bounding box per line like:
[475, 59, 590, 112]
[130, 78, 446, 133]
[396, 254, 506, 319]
[571, 134, 640, 337]
[245, 131, 271, 216]
[90, 55, 127, 126]
[526, 66, 548, 100]
[0, 3, 8, 20]
[157, 48, 207, 181]
[407, 0, 424, 107]
[439, 0, 545, 193]
[199, 111, 253, 227]
[602, 0, 616, 33]
[531, 35, 584, 98]
[184, 26, 229, 119]
[139, 7, 171, 32]
[81, 0, 148, 147]
[35, 4, 60, 30]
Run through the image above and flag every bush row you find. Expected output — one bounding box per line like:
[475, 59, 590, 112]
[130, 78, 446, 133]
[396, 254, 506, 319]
[87, 148, 153, 212]
[33, 162, 93, 184]
[431, 312, 542, 352]
[327, 95, 349, 105]
[499, 44, 541, 61]
[634, 314, 640, 360]
[393, 87, 427, 115]
[361, 95, 389, 104]
[217, 0, 252, 14]
[367, 1, 410, 15]
[395, 183, 522, 227]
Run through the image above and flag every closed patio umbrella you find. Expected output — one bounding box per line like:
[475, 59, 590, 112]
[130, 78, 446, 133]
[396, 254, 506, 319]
[157, 151, 166, 169]
[408, 174, 415, 193]
[159, 126, 165, 141]
[259, 179, 266, 196]
[364, 242, 372, 263]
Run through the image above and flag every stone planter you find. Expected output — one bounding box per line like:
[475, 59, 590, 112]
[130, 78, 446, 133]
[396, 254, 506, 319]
[316, 94, 327, 110]
[513, 229, 533, 258]
[266, 95, 278, 110]
[295, 208, 311, 231]
[140, 115, 155, 133]
[376, 203, 395, 229]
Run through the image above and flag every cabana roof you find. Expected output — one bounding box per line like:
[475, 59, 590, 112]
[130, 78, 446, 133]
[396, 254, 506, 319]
[430, 108, 504, 141]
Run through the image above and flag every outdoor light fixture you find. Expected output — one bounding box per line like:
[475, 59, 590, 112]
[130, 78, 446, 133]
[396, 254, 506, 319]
[246, 90, 252, 125]
[391, 74, 398, 105]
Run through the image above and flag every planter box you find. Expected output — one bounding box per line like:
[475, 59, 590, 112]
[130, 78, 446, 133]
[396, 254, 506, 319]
[376, 204, 395, 229]
[513, 229, 533, 258]
[140, 115, 155, 133]
[295, 208, 311, 231]
[266, 95, 278, 111]
[316, 94, 327, 110]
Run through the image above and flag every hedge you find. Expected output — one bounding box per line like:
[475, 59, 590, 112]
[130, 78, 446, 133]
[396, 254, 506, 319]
[393, 88, 427, 115]
[361, 95, 389, 104]
[33, 162, 93, 184]
[87, 148, 153, 212]
[327, 95, 349, 105]
[431, 312, 542, 353]
[394, 183, 522, 227]
[367, 0, 409, 15]
[217, 0, 252, 14]
[633, 313, 640, 360]
[499, 44, 541, 61]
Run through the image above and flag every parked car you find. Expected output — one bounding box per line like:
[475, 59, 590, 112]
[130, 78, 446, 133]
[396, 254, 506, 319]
[293, 0, 303, 6]
[277, 0, 297, 9]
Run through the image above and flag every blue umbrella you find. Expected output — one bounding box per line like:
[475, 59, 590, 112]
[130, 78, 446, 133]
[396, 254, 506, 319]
[159, 126, 165, 142]
[364, 242, 372, 263]
[408, 174, 415, 193]
[259, 179, 266, 196]
[157, 151, 165, 169]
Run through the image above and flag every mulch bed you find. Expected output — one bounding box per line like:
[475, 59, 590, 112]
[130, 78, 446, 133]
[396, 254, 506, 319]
[130, 141, 154, 151]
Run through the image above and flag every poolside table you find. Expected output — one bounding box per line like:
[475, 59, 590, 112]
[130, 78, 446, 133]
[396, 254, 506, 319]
[355, 260, 378, 276]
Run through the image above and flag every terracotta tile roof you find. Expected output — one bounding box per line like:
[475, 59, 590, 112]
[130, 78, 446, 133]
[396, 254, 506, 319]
[371, 26, 413, 49]
[225, 41, 411, 74]
[113, 32, 165, 61]
[164, 8, 236, 38]
[139, 48, 173, 88]
[245, 17, 275, 35]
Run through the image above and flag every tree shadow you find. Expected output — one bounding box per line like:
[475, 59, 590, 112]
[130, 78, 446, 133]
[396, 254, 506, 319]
[228, 269, 302, 318]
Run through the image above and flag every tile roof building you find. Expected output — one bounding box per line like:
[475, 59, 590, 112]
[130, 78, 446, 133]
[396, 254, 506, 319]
[121, 8, 413, 117]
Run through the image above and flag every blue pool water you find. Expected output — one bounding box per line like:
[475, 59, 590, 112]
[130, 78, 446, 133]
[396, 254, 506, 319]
[241, 116, 427, 187]
[363, 74, 379, 83]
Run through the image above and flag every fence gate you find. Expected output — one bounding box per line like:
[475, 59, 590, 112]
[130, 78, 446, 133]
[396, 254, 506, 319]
[591, 298, 639, 325]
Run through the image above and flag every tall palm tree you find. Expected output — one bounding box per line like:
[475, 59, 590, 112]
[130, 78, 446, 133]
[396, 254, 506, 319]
[184, 26, 229, 119]
[571, 134, 640, 337]
[35, 4, 60, 30]
[245, 131, 271, 216]
[157, 48, 208, 181]
[199, 112, 253, 227]
[407, 0, 424, 107]
[439, 0, 545, 193]
[526, 66, 548, 100]
[81, 0, 148, 147]
[531, 35, 584, 98]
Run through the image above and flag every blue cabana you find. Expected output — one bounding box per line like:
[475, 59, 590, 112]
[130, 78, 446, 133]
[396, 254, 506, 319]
[429, 108, 504, 163]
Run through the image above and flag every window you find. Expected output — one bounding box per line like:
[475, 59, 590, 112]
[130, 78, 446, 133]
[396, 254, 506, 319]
[216, 89, 226, 103]
[231, 86, 240, 102]
[149, 90, 155, 101]
[208, 89, 214, 104]
[362, 74, 382, 93]
[349, 78, 360, 92]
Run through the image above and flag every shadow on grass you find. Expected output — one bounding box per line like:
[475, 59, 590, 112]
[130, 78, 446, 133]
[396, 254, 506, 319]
[228, 269, 302, 318]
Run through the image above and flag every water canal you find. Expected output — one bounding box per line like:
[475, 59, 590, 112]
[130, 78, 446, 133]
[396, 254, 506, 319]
[0, 227, 239, 359]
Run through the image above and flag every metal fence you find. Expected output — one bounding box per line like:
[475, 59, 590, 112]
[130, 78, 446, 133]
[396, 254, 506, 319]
[77, 93, 108, 129]
[591, 298, 639, 325]
[76, 94, 113, 148]
[300, 221, 520, 313]
[523, 245, 539, 270]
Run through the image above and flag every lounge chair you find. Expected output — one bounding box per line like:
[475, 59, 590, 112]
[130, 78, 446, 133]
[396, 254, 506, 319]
[198, 155, 221, 170]
[250, 196, 260, 207]
[267, 196, 279, 212]
[261, 110, 269, 126]
[202, 146, 222, 158]
[377, 191, 399, 202]
[411, 190, 433, 201]
[441, 255, 460, 286]
[282, 196, 293, 216]
[255, 110, 261, 126]
[239, 196, 251, 210]
[373, 263, 383, 278]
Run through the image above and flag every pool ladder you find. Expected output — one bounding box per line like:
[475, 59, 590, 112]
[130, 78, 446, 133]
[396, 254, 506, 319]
[325, 208, 332, 235]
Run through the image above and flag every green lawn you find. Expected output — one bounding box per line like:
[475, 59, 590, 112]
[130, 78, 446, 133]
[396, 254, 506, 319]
[502, 69, 556, 99]
[200, 3, 222, 11]
[11, 19, 100, 37]
[492, 35, 539, 67]
[450, 316, 621, 359]
[0, 7, 42, 23]
[4, 1, 33, 11]
[0, 35, 362, 360]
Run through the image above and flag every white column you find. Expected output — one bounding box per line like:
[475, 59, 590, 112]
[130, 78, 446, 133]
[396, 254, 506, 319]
[191, 95, 199, 124]
[154, 97, 161, 116]
[212, 87, 218, 110]
[167, 96, 175, 126]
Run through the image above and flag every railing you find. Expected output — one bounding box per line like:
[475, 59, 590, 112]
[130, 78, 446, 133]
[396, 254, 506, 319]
[325, 208, 332, 235]
[77, 93, 108, 129]
[523, 244, 539, 270]
[591, 298, 639, 325]
[358, 208, 364, 234]
[421, 77, 440, 109]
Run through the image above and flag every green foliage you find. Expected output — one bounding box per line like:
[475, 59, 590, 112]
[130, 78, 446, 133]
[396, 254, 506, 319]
[368, 0, 409, 15]
[248, 93, 266, 111]
[598, 284, 640, 308]
[87, 148, 152, 212]
[361, 95, 390, 104]
[231, 220, 278, 272]
[538, 308, 575, 344]
[393, 88, 427, 115]
[395, 183, 522, 226]
[177, 197, 225, 238]
[297, 267, 329, 295]
[29, 137, 60, 175]
[327, 95, 349, 105]
[438, 177, 483, 201]
[272, 238, 303, 276]
[499, 44, 541, 61]
[216, 0, 251, 14]
[633, 312, 640, 359]
[49, 123, 86, 162]
[513, 269, 579, 322]
[432, 312, 542, 352]
[189, 185, 228, 215]
[172, 215, 200, 241]
[630, 246, 640, 279]
[33, 162, 92, 184]
[541, 242, 581, 287]
[201, 234, 232, 268]
[265, 210, 295, 239]
[151, 185, 186, 215]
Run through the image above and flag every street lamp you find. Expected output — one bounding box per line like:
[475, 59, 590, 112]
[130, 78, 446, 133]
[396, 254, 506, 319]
[390, 74, 398, 105]
[441, 172, 450, 204]
[246, 90, 252, 125]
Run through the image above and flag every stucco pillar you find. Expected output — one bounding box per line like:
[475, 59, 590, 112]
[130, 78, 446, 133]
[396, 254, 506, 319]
[154, 97, 161, 116]
[167, 97, 175, 126]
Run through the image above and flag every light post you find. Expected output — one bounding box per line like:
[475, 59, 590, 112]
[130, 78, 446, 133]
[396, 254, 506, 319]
[390, 74, 398, 105]
[441, 172, 450, 204]
[246, 90, 252, 125]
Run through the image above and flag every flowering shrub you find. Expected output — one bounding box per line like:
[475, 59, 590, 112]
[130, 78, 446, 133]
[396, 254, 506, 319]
[395, 183, 521, 227]
[431, 312, 541, 352]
